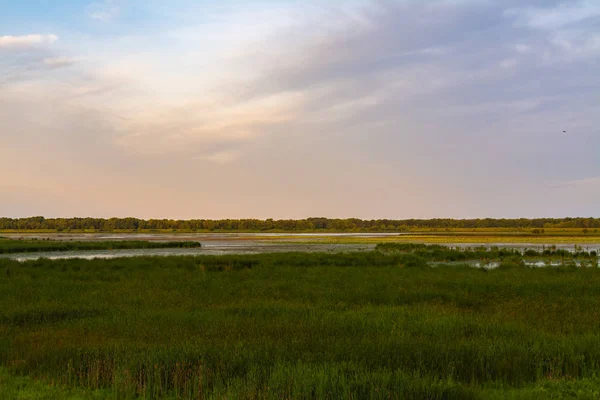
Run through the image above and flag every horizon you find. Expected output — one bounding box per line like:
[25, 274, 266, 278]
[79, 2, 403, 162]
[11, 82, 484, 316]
[3, 215, 600, 225]
[2, 0, 599, 218]
[3, 216, 600, 220]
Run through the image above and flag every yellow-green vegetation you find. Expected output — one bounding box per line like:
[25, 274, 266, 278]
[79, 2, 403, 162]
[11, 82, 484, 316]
[2, 249, 600, 398]
[286, 235, 600, 245]
[0, 239, 201, 254]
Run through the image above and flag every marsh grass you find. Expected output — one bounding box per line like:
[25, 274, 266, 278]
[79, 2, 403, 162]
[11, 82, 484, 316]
[376, 243, 598, 261]
[0, 239, 201, 254]
[2, 251, 600, 398]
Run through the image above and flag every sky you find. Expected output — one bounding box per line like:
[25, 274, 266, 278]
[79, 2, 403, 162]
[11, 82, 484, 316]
[1, 0, 599, 219]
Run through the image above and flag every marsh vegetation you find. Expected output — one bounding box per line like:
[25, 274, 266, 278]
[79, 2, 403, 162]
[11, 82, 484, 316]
[1, 247, 600, 398]
[0, 239, 201, 254]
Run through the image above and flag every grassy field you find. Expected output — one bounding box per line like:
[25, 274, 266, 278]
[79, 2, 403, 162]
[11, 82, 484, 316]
[2, 249, 600, 399]
[0, 239, 201, 254]
[290, 234, 600, 245]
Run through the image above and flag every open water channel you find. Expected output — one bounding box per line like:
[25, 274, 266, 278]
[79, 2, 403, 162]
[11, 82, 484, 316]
[1, 233, 598, 262]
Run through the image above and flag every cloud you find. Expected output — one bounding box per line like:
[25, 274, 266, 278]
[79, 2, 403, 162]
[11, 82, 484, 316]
[548, 31, 600, 60]
[90, 8, 120, 21]
[499, 59, 518, 69]
[42, 57, 80, 68]
[114, 89, 306, 155]
[552, 177, 600, 189]
[0, 34, 58, 49]
[1, 0, 599, 218]
[88, 0, 121, 21]
[515, 44, 532, 54]
[508, 1, 600, 30]
[193, 150, 241, 165]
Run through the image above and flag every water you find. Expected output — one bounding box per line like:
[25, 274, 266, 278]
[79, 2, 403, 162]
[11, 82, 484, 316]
[444, 243, 599, 252]
[430, 259, 599, 270]
[2, 232, 598, 263]
[0, 242, 374, 261]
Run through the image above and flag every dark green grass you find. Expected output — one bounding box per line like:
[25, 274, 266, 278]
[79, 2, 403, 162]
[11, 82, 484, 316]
[2, 368, 600, 400]
[0, 367, 111, 399]
[2, 252, 600, 398]
[0, 239, 201, 254]
[376, 243, 598, 260]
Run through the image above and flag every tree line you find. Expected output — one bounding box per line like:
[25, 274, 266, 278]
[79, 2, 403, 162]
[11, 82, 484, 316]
[1, 217, 599, 232]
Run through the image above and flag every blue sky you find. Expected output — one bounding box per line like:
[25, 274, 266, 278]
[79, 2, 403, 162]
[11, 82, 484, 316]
[1, 0, 599, 219]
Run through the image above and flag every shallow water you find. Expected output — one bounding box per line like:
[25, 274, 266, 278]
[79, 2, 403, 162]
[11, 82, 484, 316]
[431, 259, 599, 270]
[445, 243, 600, 252]
[4, 233, 597, 250]
[2, 233, 598, 262]
[0, 242, 374, 261]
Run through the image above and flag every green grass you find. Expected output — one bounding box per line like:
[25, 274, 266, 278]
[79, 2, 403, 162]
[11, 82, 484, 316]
[0, 368, 111, 399]
[0, 239, 201, 254]
[2, 251, 600, 398]
[3, 369, 600, 400]
[375, 243, 598, 265]
[487, 377, 600, 399]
